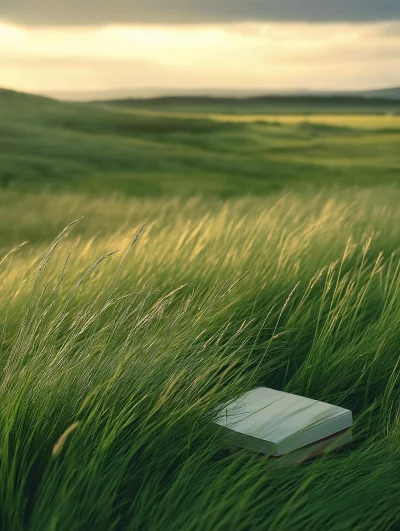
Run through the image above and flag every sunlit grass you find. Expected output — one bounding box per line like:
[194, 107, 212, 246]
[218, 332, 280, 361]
[0, 188, 399, 529]
[208, 114, 400, 129]
[113, 106, 400, 129]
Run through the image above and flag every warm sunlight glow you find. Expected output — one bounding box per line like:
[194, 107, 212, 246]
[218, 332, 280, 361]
[0, 20, 399, 94]
[0, 23, 23, 41]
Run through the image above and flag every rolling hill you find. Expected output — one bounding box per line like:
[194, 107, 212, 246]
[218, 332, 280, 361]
[358, 86, 400, 100]
[43, 86, 400, 103]
[1, 87, 400, 197]
[96, 94, 400, 116]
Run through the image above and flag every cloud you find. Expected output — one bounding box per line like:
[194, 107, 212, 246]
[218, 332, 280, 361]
[1, 0, 400, 26]
[373, 21, 400, 36]
[1, 21, 400, 93]
[0, 51, 184, 91]
[0, 55, 168, 71]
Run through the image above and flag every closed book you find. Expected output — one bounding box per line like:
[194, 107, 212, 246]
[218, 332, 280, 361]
[215, 387, 353, 457]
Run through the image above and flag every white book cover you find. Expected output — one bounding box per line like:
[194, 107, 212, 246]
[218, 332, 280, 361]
[215, 387, 353, 457]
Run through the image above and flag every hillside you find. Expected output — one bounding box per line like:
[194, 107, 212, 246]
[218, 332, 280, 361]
[94, 94, 400, 115]
[359, 86, 400, 100]
[45, 86, 400, 103]
[1, 88, 400, 197]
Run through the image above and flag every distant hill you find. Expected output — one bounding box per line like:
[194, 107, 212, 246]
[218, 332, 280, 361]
[0, 87, 56, 106]
[3, 86, 400, 116]
[357, 87, 400, 100]
[94, 94, 400, 116]
[42, 87, 319, 102]
[41, 86, 400, 103]
[100, 94, 400, 105]
[1, 86, 400, 199]
[43, 87, 280, 102]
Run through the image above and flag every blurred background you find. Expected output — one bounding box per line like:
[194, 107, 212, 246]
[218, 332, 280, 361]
[1, 1, 400, 208]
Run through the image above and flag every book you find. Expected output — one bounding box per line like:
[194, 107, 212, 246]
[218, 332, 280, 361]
[214, 387, 353, 458]
[273, 428, 353, 465]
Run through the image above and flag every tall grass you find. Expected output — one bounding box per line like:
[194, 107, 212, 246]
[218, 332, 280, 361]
[0, 188, 399, 530]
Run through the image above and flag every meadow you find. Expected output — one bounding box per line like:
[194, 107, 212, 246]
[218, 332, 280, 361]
[1, 89, 400, 197]
[0, 89, 400, 530]
[98, 94, 400, 115]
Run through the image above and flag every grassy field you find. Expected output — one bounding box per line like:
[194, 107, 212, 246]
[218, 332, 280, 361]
[0, 89, 400, 530]
[2, 89, 400, 197]
[121, 109, 400, 129]
[99, 95, 400, 115]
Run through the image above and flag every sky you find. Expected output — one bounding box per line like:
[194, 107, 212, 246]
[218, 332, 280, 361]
[0, 1, 400, 96]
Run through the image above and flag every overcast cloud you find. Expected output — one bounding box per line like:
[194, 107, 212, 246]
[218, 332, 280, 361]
[1, 0, 400, 26]
[1, 3, 399, 94]
[1, 21, 399, 93]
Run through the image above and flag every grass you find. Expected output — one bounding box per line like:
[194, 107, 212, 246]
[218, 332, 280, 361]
[0, 88, 400, 529]
[103, 106, 400, 129]
[1, 189, 400, 530]
[100, 94, 400, 115]
[1, 89, 400, 196]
